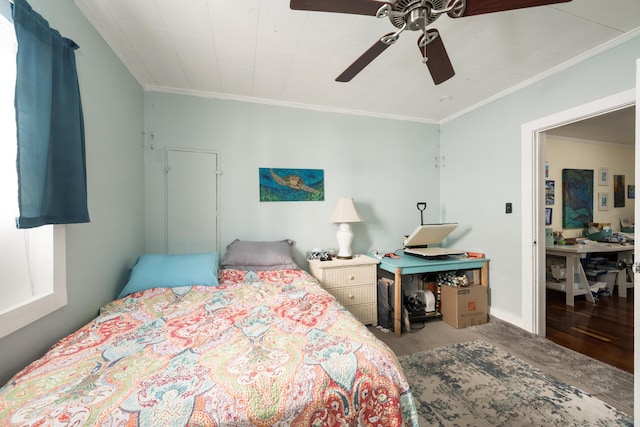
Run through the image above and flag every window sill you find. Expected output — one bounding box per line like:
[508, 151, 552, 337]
[0, 225, 66, 339]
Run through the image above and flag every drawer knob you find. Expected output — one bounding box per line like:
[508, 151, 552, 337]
[348, 294, 355, 299]
[349, 275, 355, 280]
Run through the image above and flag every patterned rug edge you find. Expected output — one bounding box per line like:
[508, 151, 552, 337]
[469, 318, 634, 414]
[397, 340, 634, 427]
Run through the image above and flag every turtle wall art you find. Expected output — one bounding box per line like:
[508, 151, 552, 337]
[259, 168, 324, 202]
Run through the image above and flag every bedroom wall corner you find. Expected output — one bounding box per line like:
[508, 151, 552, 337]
[142, 92, 442, 267]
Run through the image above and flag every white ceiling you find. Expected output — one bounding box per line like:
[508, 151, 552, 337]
[546, 105, 636, 145]
[74, 0, 640, 123]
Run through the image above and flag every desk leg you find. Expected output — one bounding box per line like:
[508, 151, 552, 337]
[576, 260, 595, 303]
[616, 252, 634, 298]
[616, 269, 633, 298]
[565, 254, 594, 305]
[394, 267, 402, 338]
[565, 255, 575, 306]
[480, 261, 489, 286]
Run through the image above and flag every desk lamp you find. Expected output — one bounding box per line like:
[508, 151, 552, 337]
[330, 197, 363, 259]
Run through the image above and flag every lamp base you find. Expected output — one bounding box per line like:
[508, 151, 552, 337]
[335, 223, 354, 259]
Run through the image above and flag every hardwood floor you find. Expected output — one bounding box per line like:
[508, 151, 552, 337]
[545, 286, 634, 373]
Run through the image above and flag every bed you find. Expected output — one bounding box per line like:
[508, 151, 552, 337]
[0, 240, 418, 426]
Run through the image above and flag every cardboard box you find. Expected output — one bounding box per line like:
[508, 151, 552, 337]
[440, 284, 488, 328]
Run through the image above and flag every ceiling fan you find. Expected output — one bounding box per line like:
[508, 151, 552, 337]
[290, 0, 572, 85]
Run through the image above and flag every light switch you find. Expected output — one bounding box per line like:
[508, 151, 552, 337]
[506, 203, 513, 214]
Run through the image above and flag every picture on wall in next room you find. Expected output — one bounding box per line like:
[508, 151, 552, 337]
[562, 169, 593, 229]
[614, 175, 625, 208]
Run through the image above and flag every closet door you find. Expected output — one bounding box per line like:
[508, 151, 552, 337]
[166, 149, 218, 254]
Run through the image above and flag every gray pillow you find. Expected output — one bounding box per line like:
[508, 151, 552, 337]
[221, 239, 300, 271]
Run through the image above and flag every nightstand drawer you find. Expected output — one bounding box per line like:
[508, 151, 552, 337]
[307, 256, 379, 326]
[329, 285, 375, 306]
[323, 266, 376, 288]
[346, 304, 377, 325]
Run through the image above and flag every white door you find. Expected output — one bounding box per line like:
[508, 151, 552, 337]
[166, 149, 219, 254]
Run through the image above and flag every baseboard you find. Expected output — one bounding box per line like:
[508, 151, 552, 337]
[488, 308, 531, 333]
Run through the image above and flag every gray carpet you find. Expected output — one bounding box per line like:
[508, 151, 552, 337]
[468, 318, 634, 415]
[399, 340, 634, 427]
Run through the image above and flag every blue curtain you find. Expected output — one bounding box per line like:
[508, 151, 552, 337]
[12, 0, 89, 228]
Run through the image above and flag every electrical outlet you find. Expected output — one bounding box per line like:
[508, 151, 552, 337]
[506, 202, 513, 214]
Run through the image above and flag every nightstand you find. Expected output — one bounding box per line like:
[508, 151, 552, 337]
[308, 255, 380, 325]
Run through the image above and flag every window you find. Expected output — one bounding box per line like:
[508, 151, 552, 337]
[0, 4, 66, 340]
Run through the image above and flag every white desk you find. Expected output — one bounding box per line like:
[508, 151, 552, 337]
[546, 243, 634, 306]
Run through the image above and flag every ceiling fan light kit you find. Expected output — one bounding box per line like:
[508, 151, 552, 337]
[290, 0, 572, 85]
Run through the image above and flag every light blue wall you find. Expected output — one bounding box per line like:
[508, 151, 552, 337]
[144, 34, 639, 326]
[440, 34, 639, 325]
[0, 0, 145, 385]
[143, 93, 441, 266]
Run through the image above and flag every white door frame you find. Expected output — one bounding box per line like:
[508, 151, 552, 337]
[633, 59, 639, 421]
[520, 89, 636, 335]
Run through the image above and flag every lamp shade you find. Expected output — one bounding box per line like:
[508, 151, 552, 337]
[330, 197, 363, 223]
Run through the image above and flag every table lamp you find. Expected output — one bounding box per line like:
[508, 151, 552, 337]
[330, 197, 363, 259]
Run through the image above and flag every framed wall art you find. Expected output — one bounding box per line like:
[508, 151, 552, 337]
[598, 192, 609, 211]
[545, 208, 552, 225]
[597, 167, 609, 186]
[614, 174, 625, 207]
[259, 168, 324, 202]
[545, 180, 555, 205]
[628, 185, 635, 199]
[562, 169, 593, 229]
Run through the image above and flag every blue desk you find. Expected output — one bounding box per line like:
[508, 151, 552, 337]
[374, 253, 489, 337]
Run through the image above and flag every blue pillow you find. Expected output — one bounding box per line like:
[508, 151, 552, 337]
[118, 252, 219, 299]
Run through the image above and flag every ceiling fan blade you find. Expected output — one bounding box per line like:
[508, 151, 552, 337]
[290, 0, 390, 16]
[336, 34, 394, 82]
[448, 0, 571, 17]
[418, 30, 455, 85]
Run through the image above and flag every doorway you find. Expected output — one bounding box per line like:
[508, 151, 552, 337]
[542, 111, 635, 372]
[520, 89, 636, 337]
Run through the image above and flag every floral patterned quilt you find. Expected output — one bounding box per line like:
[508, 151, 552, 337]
[0, 269, 418, 426]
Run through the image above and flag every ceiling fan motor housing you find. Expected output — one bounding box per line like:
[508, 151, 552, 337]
[390, 0, 447, 30]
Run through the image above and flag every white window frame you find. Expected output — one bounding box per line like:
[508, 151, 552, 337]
[0, 226, 67, 339]
[0, 6, 67, 340]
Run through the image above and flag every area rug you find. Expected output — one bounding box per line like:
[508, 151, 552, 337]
[398, 340, 634, 427]
[469, 317, 634, 412]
